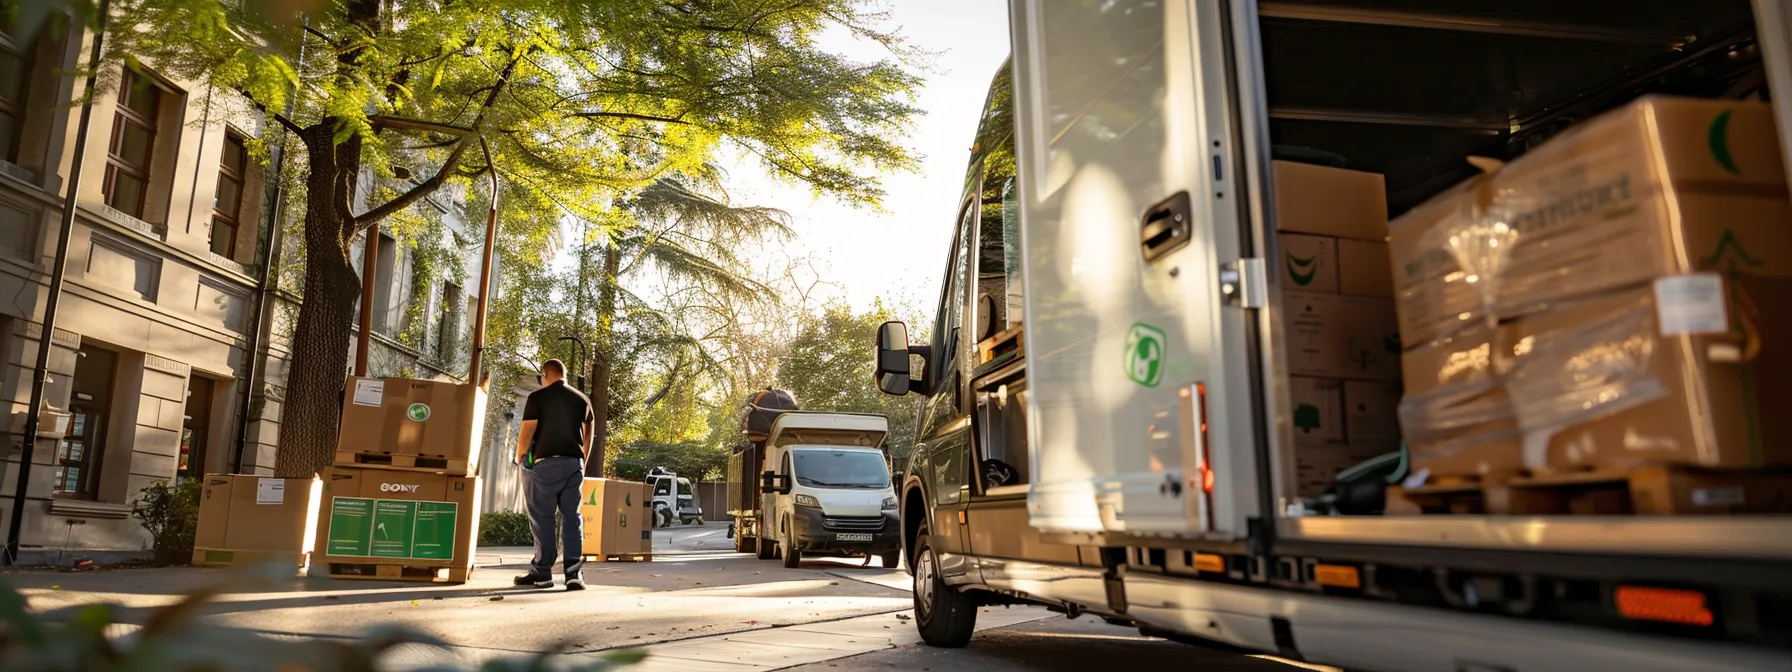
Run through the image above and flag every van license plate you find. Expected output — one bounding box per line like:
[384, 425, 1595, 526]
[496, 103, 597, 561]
[836, 533, 872, 542]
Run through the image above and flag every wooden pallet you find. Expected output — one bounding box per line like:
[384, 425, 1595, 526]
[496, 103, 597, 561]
[191, 547, 309, 571]
[325, 560, 472, 583]
[1391, 465, 1792, 515]
[581, 552, 652, 563]
[334, 450, 470, 475]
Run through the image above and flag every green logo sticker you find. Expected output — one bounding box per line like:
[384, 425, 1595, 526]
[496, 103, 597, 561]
[1123, 323, 1167, 387]
[1294, 403, 1321, 434]
[406, 403, 430, 422]
[1708, 109, 1739, 175]
[1286, 252, 1318, 286]
[625, 492, 633, 507]
[587, 489, 599, 506]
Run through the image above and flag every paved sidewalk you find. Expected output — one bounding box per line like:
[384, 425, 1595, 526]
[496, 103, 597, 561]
[622, 606, 1055, 672]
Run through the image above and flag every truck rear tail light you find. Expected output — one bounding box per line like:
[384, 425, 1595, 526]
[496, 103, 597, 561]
[1614, 586, 1714, 627]
[1193, 552, 1225, 573]
[1314, 564, 1361, 589]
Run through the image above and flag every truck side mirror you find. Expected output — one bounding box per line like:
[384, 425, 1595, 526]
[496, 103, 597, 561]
[761, 471, 791, 495]
[875, 321, 913, 396]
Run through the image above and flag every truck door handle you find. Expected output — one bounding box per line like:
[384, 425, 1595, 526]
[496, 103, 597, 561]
[1140, 191, 1193, 264]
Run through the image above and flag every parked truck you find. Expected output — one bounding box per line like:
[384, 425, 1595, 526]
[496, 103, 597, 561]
[869, 2, 1792, 670]
[727, 389, 799, 556]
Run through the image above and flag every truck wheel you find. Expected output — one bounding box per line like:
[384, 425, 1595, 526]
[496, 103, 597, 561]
[654, 507, 671, 528]
[879, 549, 902, 569]
[756, 534, 776, 560]
[780, 519, 802, 569]
[913, 526, 976, 648]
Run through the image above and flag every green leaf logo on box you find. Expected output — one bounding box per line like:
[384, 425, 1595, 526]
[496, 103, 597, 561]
[406, 403, 431, 422]
[1294, 403, 1321, 434]
[1286, 252, 1319, 287]
[1124, 322, 1167, 387]
[587, 489, 600, 506]
[1708, 109, 1739, 175]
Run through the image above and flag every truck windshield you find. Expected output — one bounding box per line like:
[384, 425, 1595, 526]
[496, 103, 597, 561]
[792, 449, 890, 489]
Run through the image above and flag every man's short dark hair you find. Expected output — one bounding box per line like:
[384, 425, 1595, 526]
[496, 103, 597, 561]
[542, 359, 566, 377]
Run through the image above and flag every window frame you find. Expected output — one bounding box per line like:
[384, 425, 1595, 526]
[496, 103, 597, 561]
[103, 68, 164, 219]
[209, 132, 248, 259]
[0, 18, 31, 165]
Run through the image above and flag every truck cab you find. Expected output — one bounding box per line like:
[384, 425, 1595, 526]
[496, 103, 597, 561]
[758, 412, 903, 569]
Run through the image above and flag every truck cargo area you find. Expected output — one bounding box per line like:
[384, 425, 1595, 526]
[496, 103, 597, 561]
[1241, 0, 1790, 650]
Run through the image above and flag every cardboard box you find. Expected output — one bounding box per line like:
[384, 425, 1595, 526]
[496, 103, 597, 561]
[1279, 234, 1340, 294]
[1295, 445, 1363, 498]
[1501, 284, 1792, 471]
[192, 474, 322, 568]
[1388, 97, 1792, 346]
[311, 467, 482, 581]
[1344, 380, 1402, 446]
[338, 377, 488, 468]
[1288, 377, 1344, 444]
[1283, 292, 1401, 381]
[579, 479, 653, 558]
[1338, 239, 1394, 297]
[1272, 160, 1389, 241]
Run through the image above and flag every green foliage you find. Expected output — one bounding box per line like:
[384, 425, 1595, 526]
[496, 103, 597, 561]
[613, 441, 725, 483]
[0, 571, 644, 671]
[129, 480, 202, 566]
[479, 510, 534, 546]
[776, 300, 920, 473]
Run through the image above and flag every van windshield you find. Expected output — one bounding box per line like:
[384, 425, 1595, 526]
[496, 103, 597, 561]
[792, 449, 890, 489]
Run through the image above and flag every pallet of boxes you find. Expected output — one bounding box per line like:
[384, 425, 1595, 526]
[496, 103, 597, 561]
[310, 377, 487, 583]
[1388, 96, 1792, 515]
[578, 477, 653, 563]
[1272, 160, 1405, 498]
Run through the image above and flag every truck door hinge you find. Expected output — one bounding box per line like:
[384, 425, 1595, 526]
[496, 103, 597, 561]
[1220, 258, 1267, 309]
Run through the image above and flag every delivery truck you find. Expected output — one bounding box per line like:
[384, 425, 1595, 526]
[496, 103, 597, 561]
[868, 1, 1792, 670]
[727, 389, 799, 556]
[756, 412, 902, 569]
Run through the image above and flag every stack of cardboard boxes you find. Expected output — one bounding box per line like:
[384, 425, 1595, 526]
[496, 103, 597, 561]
[1273, 161, 1406, 497]
[578, 478, 654, 561]
[1390, 97, 1792, 485]
[192, 473, 322, 570]
[311, 377, 488, 582]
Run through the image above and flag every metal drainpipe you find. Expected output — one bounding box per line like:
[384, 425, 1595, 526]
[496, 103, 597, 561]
[4, 1, 111, 566]
[466, 138, 500, 385]
[229, 20, 307, 475]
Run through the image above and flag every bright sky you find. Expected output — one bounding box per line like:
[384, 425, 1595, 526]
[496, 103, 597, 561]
[707, 0, 1012, 313]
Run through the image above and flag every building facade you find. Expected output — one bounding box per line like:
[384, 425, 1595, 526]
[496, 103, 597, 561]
[0, 17, 500, 560]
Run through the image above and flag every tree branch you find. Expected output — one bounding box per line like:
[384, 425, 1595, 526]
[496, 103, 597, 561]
[370, 115, 474, 136]
[352, 57, 520, 228]
[574, 111, 692, 125]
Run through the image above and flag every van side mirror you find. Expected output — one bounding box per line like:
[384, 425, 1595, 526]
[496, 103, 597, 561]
[875, 321, 915, 396]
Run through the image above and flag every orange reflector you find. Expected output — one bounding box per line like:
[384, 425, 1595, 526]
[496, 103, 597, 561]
[1193, 553, 1225, 573]
[1200, 463, 1215, 493]
[957, 510, 967, 525]
[1615, 586, 1714, 627]
[1314, 564, 1361, 589]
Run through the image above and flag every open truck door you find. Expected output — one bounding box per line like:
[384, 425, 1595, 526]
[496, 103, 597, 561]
[1010, 0, 1268, 539]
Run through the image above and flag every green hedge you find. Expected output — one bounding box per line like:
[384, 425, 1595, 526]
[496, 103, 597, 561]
[480, 511, 534, 546]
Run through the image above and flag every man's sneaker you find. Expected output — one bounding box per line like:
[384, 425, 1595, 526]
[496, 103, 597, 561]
[514, 573, 553, 588]
[564, 575, 585, 591]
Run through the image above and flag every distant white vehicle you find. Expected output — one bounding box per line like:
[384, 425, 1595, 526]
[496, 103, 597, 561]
[757, 412, 902, 569]
[645, 467, 702, 527]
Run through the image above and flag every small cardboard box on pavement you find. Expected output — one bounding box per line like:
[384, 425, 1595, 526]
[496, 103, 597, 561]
[336, 377, 488, 474]
[579, 478, 653, 561]
[192, 474, 323, 570]
[311, 466, 483, 583]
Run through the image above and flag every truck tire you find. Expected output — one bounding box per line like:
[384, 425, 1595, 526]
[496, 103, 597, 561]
[913, 525, 976, 648]
[756, 534, 776, 560]
[879, 549, 902, 569]
[654, 507, 671, 528]
[780, 518, 802, 569]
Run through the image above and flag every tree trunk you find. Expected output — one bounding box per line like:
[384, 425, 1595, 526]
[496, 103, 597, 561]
[587, 244, 622, 477]
[274, 122, 366, 478]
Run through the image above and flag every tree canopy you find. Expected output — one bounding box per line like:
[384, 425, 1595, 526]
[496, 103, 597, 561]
[53, 0, 927, 476]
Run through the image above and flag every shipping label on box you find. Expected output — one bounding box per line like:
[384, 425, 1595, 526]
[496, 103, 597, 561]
[1288, 377, 1344, 444]
[1344, 380, 1404, 450]
[1283, 292, 1402, 381]
[1279, 234, 1340, 294]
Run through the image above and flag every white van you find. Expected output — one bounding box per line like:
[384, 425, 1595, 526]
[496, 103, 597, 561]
[759, 412, 902, 570]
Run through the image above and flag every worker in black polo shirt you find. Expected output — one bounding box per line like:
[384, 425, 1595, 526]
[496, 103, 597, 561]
[513, 359, 594, 590]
